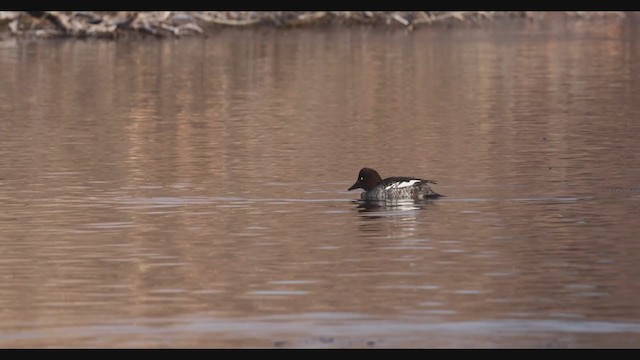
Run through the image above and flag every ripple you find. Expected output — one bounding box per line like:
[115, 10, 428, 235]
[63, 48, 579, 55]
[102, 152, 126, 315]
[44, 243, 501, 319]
[248, 290, 308, 296]
[84, 222, 136, 229]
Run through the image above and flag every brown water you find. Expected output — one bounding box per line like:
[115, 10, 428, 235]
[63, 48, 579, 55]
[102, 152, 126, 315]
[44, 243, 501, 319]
[1, 19, 640, 348]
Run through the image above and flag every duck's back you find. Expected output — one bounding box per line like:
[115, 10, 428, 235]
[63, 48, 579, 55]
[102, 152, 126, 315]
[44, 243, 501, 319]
[362, 177, 440, 200]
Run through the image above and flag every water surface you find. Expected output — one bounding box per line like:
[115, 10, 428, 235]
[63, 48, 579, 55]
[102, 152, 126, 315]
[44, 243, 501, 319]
[1, 19, 640, 347]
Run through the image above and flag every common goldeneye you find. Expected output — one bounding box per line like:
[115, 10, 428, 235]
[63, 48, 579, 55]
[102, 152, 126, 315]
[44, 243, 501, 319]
[348, 167, 441, 200]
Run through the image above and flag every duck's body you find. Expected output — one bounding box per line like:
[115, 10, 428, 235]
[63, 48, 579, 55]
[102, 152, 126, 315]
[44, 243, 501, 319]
[348, 168, 441, 201]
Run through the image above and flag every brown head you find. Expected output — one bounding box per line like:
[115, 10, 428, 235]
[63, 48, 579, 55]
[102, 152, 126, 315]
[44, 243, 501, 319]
[348, 168, 383, 192]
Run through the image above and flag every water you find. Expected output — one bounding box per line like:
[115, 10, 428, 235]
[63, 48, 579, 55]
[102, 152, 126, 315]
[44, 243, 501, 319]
[1, 19, 640, 348]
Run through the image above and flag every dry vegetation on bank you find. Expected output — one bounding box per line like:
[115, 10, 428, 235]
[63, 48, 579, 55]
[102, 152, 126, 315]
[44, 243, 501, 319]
[0, 11, 628, 39]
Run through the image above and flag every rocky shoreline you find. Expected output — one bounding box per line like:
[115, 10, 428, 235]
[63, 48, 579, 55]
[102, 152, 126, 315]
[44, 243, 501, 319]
[0, 11, 628, 39]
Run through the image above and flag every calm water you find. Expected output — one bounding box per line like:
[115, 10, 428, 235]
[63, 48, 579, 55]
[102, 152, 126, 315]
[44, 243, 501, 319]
[1, 19, 640, 348]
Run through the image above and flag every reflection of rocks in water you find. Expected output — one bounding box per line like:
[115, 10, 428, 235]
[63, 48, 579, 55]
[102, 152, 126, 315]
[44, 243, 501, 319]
[354, 199, 437, 239]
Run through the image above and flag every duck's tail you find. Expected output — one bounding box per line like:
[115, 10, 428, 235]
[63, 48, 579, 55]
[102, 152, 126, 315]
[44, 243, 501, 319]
[427, 192, 444, 199]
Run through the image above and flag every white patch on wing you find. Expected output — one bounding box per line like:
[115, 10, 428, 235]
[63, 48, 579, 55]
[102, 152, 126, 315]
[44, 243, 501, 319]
[385, 179, 421, 190]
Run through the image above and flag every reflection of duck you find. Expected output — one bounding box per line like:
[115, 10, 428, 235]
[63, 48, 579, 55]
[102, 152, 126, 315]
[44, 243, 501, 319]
[348, 168, 441, 200]
[355, 199, 435, 213]
[353, 199, 432, 238]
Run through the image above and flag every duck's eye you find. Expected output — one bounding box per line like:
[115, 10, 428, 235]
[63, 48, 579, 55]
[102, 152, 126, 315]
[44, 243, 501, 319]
[360, 177, 364, 181]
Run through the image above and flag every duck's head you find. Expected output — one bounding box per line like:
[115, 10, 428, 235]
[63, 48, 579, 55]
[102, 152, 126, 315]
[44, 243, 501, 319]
[348, 167, 383, 192]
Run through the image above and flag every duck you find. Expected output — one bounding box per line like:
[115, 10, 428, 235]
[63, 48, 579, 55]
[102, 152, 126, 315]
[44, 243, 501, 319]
[348, 167, 441, 200]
